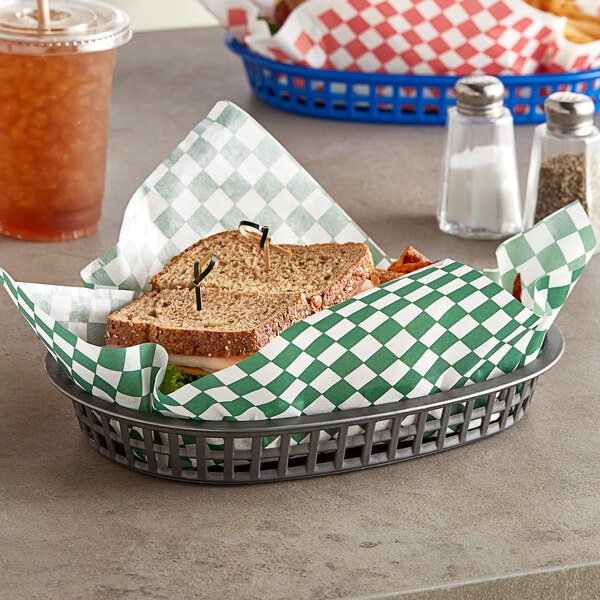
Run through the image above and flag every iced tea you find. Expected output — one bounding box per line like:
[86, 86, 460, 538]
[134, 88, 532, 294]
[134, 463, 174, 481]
[0, 48, 117, 241]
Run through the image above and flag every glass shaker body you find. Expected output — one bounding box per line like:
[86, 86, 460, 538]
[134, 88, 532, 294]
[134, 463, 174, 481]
[438, 107, 522, 240]
[524, 124, 600, 241]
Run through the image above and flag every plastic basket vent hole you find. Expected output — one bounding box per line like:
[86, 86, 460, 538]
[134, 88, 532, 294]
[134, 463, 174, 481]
[296, 95, 307, 105]
[576, 82, 588, 93]
[424, 105, 440, 115]
[514, 104, 531, 115]
[313, 98, 326, 109]
[333, 100, 347, 110]
[377, 103, 394, 113]
[280, 91, 290, 102]
[311, 79, 325, 91]
[292, 76, 306, 89]
[400, 86, 417, 98]
[515, 86, 532, 98]
[424, 87, 441, 99]
[535, 103, 545, 114]
[330, 82, 347, 94]
[446, 87, 456, 99]
[261, 68, 273, 80]
[401, 104, 416, 114]
[558, 83, 572, 92]
[592, 78, 600, 91]
[538, 85, 552, 98]
[376, 85, 393, 97]
[292, 77, 306, 90]
[276, 73, 288, 86]
[353, 83, 370, 96]
[354, 101, 370, 112]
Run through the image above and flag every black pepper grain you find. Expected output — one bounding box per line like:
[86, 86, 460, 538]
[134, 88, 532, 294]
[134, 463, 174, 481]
[535, 153, 589, 222]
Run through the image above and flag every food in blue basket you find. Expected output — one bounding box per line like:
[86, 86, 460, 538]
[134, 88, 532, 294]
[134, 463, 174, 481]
[150, 230, 375, 314]
[523, 0, 600, 43]
[273, 0, 600, 43]
[273, 0, 308, 27]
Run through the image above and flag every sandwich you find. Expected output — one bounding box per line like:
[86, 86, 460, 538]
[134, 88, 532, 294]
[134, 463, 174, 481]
[273, 0, 309, 27]
[259, 0, 308, 32]
[105, 228, 437, 392]
[106, 230, 375, 387]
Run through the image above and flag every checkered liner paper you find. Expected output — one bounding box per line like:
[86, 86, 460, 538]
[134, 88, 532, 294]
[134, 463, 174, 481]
[203, 0, 600, 75]
[0, 101, 596, 428]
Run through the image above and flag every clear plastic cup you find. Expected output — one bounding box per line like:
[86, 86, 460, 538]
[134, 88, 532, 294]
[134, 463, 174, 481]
[0, 0, 131, 241]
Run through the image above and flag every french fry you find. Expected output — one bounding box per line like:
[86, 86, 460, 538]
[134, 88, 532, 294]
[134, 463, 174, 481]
[524, 0, 546, 9]
[564, 22, 595, 43]
[512, 273, 523, 303]
[566, 17, 600, 40]
[388, 260, 433, 275]
[522, 0, 600, 43]
[400, 246, 430, 264]
[388, 246, 430, 271]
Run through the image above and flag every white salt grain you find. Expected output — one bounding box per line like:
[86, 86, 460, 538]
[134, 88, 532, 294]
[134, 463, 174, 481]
[445, 145, 522, 233]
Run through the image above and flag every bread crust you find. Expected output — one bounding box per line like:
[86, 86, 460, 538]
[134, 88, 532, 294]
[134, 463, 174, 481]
[308, 243, 374, 313]
[106, 293, 311, 356]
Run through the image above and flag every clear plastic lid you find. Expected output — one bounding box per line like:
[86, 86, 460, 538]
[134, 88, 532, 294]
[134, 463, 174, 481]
[0, 0, 131, 55]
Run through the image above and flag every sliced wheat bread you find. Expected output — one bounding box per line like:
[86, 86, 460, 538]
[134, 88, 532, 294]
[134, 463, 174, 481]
[106, 288, 311, 357]
[150, 231, 374, 311]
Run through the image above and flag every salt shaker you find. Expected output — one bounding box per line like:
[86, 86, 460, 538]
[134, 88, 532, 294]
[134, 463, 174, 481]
[524, 92, 600, 245]
[438, 76, 522, 239]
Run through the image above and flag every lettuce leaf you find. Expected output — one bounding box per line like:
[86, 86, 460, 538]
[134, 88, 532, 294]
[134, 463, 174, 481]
[159, 366, 203, 394]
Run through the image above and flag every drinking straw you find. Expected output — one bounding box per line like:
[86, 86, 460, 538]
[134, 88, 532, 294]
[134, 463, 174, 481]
[36, 0, 50, 30]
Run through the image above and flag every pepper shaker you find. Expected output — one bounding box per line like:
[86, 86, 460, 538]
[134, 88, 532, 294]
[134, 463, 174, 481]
[438, 76, 522, 239]
[524, 92, 600, 247]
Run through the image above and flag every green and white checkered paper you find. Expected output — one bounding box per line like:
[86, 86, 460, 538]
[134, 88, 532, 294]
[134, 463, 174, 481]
[80, 101, 389, 292]
[0, 101, 596, 430]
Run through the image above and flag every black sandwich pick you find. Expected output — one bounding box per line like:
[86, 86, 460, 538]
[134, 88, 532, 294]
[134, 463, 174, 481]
[238, 221, 292, 272]
[188, 252, 217, 311]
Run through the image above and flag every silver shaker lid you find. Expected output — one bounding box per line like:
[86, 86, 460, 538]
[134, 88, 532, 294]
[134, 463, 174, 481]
[455, 75, 505, 118]
[545, 92, 595, 137]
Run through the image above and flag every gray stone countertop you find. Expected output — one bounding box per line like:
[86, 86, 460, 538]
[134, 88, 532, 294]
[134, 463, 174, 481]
[0, 26, 598, 600]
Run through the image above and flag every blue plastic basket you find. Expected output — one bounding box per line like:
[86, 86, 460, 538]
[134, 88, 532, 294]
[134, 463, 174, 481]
[226, 33, 600, 125]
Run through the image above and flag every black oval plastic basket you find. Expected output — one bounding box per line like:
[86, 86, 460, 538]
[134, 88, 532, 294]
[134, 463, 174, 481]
[46, 326, 564, 484]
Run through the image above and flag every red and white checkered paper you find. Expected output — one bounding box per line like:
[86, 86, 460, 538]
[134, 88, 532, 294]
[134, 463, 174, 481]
[202, 0, 600, 74]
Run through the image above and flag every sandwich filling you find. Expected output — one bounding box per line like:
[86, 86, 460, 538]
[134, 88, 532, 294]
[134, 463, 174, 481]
[167, 353, 249, 373]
